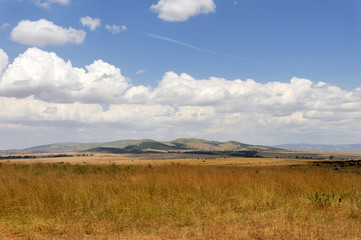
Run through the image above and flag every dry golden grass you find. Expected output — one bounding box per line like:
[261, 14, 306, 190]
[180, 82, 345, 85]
[3, 152, 313, 166]
[0, 161, 360, 239]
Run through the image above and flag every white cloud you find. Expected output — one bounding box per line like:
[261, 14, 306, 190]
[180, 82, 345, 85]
[0, 49, 9, 77]
[105, 24, 119, 34]
[11, 19, 86, 47]
[0, 48, 129, 103]
[34, 0, 70, 9]
[105, 24, 126, 34]
[0, 48, 361, 148]
[80, 16, 101, 31]
[49, 0, 70, 4]
[1, 23, 10, 29]
[123, 85, 150, 103]
[151, 0, 216, 22]
[136, 69, 145, 75]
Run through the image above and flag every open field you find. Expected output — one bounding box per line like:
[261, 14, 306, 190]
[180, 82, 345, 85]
[0, 156, 361, 239]
[2, 149, 361, 166]
[0, 153, 310, 166]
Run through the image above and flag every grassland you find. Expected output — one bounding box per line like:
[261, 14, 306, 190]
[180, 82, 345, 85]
[0, 160, 361, 239]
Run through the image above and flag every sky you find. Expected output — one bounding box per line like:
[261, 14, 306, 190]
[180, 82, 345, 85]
[0, 0, 360, 150]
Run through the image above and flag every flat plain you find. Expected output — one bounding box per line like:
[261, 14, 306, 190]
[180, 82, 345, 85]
[0, 153, 361, 239]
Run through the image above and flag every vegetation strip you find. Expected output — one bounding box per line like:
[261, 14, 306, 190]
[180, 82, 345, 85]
[0, 154, 77, 160]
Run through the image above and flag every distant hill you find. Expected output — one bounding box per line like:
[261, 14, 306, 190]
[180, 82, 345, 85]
[1, 138, 279, 154]
[4, 139, 360, 154]
[274, 143, 361, 152]
[86, 138, 279, 153]
[1, 140, 140, 154]
[167, 138, 272, 151]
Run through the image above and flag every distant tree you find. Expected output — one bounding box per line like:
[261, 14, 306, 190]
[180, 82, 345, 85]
[329, 156, 334, 160]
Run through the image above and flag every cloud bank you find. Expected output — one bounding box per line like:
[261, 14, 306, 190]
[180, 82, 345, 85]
[0, 48, 360, 148]
[151, 0, 216, 22]
[11, 19, 86, 47]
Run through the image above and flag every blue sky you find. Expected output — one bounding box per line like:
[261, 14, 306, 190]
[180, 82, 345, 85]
[0, 0, 360, 149]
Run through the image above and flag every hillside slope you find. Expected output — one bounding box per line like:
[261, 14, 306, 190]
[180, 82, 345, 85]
[1, 138, 279, 154]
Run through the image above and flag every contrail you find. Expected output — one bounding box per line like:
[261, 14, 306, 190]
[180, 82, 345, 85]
[143, 33, 269, 67]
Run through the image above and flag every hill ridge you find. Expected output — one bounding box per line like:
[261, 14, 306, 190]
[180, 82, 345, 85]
[1, 138, 278, 154]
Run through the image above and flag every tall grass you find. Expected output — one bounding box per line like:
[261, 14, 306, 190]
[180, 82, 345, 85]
[0, 162, 360, 239]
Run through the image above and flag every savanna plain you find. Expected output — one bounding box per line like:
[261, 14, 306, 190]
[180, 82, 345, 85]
[0, 155, 361, 239]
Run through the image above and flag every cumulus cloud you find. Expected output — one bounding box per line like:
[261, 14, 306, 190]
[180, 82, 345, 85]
[0, 48, 360, 148]
[105, 24, 126, 34]
[80, 16, 101, 31]
[0, 48, 129, 103]
[151, 0, 216, 22]
[11, 19, 86, 47]
[34, 0, 70, 9]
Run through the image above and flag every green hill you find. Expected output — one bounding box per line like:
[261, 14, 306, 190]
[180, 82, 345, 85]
[1, 138, 280, 154]
[167, 138, 269, 151]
